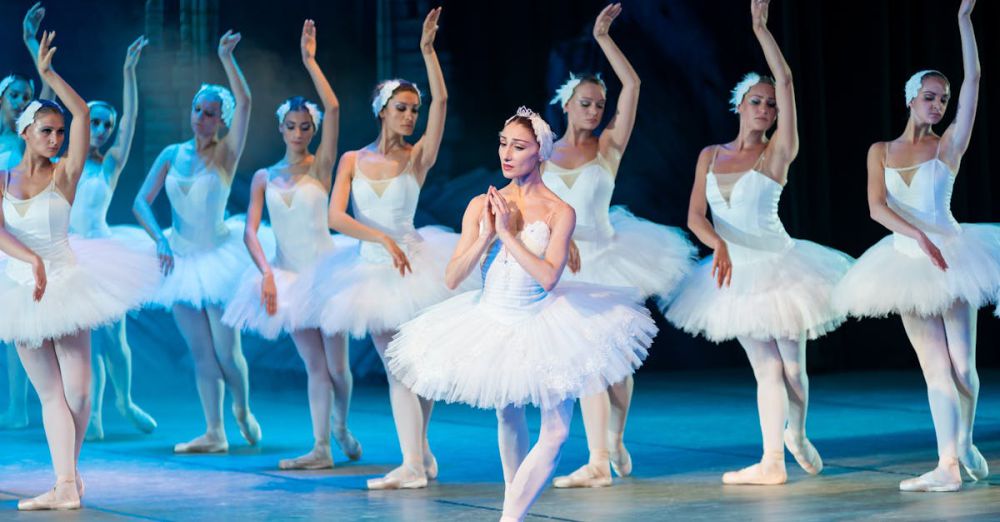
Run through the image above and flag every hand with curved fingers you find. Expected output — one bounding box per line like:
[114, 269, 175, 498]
[261, 272, 278, 316]
[380, 235, 412, 277]
[420, 7, 442, 55]
[488, 186, 514, 241]
[567, 239, 581, 274]
[218, 30, 241, 59]
[31, 256, 46, 302]
[711, 241, 733, 288]
[36, 30, 57, 74]
[918, 233, 949, 272]
[124, 35, 149, 71]
[156, 239, 175, 276]
[593, 3, 622, 39]
[301, 19, 317, 63]
[23, 2, 44, 42]
[752, 0, 770, 29]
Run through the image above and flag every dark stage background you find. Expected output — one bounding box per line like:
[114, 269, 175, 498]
[0, 0, 996, 382]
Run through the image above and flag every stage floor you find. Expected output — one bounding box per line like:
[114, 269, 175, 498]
[2, 369, 999, 521]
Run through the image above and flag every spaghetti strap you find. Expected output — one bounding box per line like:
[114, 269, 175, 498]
[883, 142, 889, 167]
[708, 145, 721, 172]
[752, 149, 767, 172]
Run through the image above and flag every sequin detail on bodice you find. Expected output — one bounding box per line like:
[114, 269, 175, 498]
[480, 221, 551, 309]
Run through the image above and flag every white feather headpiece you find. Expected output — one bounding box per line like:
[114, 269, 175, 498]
[16, 100, 64, 135]
[276, 99, 323, 129]
[905, 70, 945, 107]
[371, 79, 422, 118]
[729, 72, 762, 113]
[549, 72, 606, 109]
[505, 106, 554, 161]
[87, 100, 118, 126]
[194, 84, 236, 127]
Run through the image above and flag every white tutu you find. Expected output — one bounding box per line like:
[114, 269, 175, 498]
[152, 215, 275, 309]
[834, 224, 1000, 318]
[0, 237, 161, 347]
[565, 207, 697, 298]
[386, 282, 656, 410]
[662, 240, 854, 342]
[298, 226, 477, 337]
[223, 235, 358, 339]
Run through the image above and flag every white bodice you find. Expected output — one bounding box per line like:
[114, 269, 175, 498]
[69, 160, 113, 238]
[351, 159, 421, 263]
[2, 177, 75, 282]
[884, 158, 962, 254]
[480, 221, 550, 309]
[706, 169, 794, 262]
[266, 176, 335, 272]
[165, 164, 232, 253]
[542, 154, 615, 244]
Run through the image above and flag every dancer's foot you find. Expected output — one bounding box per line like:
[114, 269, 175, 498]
[85, 416, 105, 442]
[17, 479, 80, 511]
[366, 464, 428, 490]
[783, 429, 823, 475]
[722, 454, 787, 485]
[0, 409, 28, 430]
[118, 400, 157, 434]
[174, 432, 229, 454]
[333, 428, 362, 461]
[233, 407, 262, 446]
[552, 463, 613, 488]
[424, 451, 439, 480]
[76, 473, 84, 499]
[960, 445, 989, 482]
[608, 440, 633, 478]
[279, 445, 334, 470]
[899, 463, 962, 492]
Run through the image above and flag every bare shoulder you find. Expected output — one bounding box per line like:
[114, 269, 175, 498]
[867, 141, 887, 159]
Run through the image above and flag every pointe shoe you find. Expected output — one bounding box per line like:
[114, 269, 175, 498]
[234, 408, 262, 446]
[333, 428, 363, 461]
[899, 466, 961, 492]
[960, 445, 989, 482]
[17, 480, 80, 511]
[722, 456, 787, 486]
[174, 434, 229, 454]
[609, 445, 633, 478]
[279, 446, 334, 470]
[119, 401, 157, 434]
[0, 410, 29, 430]
[366, 465, 428, 490]
[783, 429, 823, 475]
[424, 452, 439, 480]
[85, 418, 105, 442]
[552, 463, 613, 488]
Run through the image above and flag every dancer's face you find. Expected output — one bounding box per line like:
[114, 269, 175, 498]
[89, 105, 116, 149]
[909, 76, 950, 126]
[22, 111, 65, 158]
[1, 80, 34, 123]
[190, 93, 223, 138]
[738, 83, 777, 132]
[565, 82, 606, 132]
[498, 122, 541, 179]
[280, 110, 315, 154]
[379, 91, 420, 137]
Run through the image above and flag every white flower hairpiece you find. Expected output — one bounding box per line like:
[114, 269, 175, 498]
[87, 100, 118, 126]
[0, 75, 35, 103]
[194, 83, 236, 127]
[506, 106, 554, 161]
[371, 79, 422, 118]
[729, 72, 762, 113]
[16, 100, 63, 134]
[276, 99, 323, 129]
[549, 72, 606, 109]
[904, 70, 942, 107]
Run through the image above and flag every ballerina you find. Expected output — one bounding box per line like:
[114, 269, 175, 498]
[222, 20, 361, 470]
[662, 0, 853, 486]
[833, 0, 996, 492]
[546, 3, 696, 488]
[2, 31, 159, 511]
[133, 29, 266, 454]
[385, 107, 656, 522]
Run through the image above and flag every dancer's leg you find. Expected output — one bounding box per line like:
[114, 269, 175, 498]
[501, 399, 574, 522]
[172, 304, 227, 452]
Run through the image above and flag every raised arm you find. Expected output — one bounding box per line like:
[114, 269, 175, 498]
[105, 36, 149, 188]
[133, 145, 175, 274]
[218, 30, 251, 173]
[489, 187, 574, 292]
[301, 19, 339, 188]
[688, 146, 731, 287]
[752, 0, 797, 165]
[941, 0, 979, 168]
[22, 3, 53, 101]
[595, 3, 640, 158]
[36, 32, 89, 185]
[866, 142, 948, 271]
[412, 7, 446, 183]
[445, 194, 495, 289]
